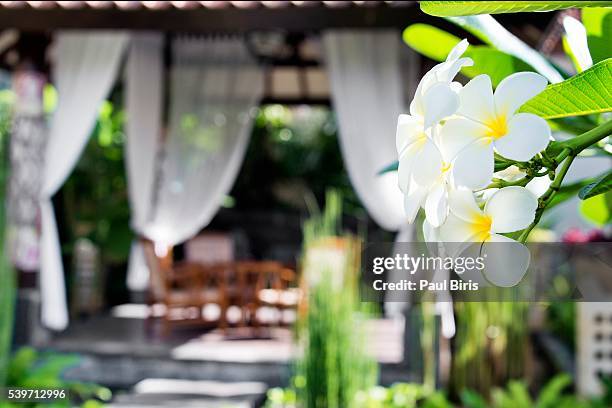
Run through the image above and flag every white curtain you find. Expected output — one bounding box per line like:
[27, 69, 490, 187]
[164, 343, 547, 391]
[323, 31, 413, 318]
[125, 36, 264, 290]
[322, 31, 406, 231]
[124, 33, 164, 291]
[41, 32, 128, 330]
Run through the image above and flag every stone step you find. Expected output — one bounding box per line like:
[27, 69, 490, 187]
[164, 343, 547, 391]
[108, 379, 267, 408]
[60, 351, 290, 390]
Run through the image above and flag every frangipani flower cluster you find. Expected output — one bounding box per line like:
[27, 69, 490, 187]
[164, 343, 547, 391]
[397, 40, 552, 286]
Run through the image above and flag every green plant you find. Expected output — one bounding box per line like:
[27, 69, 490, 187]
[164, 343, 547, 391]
[294, 190, 377, 408]
[232, 105, 364, 216]
[389, 4, 612, 242]
[2, 347, 111, 408]
[0, 88, 15, 387]
[460, 373, 590, 408]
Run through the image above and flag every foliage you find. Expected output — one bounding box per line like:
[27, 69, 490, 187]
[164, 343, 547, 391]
[396, 6, 612, 237]
[232, 105, 363, 216]
[451, 302, 528, 397]
[582, 8, 612, 65]
[0, 87, 14, 388]
[446, 15, 564, 83]
[519, 59, 612, 119]
[579, 192, 612, 226]
[578, 171, 612, 200]
[292, 190, 377, 408]
[63, 100, 133, 265]
[266, 374, 598, 407]
[419, 1, 611, 17]
[402, 24, 533, 86]
[1, 347, 111, 408]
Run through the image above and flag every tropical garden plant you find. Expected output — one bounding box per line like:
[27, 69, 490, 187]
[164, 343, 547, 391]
[1, 347, 111, 408]
[388, 3, 611, 281]
[384, 0, 612, 402]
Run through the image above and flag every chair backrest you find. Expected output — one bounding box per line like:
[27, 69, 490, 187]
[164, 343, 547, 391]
[185, 233, 234, 265]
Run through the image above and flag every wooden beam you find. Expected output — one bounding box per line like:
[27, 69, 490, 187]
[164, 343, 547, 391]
[0, 5, 425, 32]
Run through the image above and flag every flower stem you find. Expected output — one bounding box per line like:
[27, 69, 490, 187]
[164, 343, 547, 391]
[558, 119, 612, 154]
[519, 150, 575, 243]
[518, 119, 612, 242]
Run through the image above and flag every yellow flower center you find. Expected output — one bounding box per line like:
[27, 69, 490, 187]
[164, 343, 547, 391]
[470, 213, 493, 242]
[415, 131, 428, 147]
[440, 162, 452, 174]
[484, 114, 508, 141]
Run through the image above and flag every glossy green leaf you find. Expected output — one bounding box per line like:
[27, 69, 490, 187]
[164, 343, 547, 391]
[579, 191, 612, 226]
[402, 24, 460, 61]
[402, 24, 534, 86]
[579, 171, 612, 199]
[447, 15, 565, 83]
[582, 8, 612, 65]
[378, 160, 398, 175]
[420, 1, 612, 17]
[520, 58, 612, 119]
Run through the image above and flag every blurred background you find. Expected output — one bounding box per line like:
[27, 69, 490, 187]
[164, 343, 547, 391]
[0, 1, 610, 407]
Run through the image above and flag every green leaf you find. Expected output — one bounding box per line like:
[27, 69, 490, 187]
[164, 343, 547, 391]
[580, 191, 612, 226]
[579, 171, 612, 199]
[582, 8, 612, 65]
[464, 47, 534, 86]
[536, 373, 572, 408]
[548, 177, 595, 209]
[520, 58, 612, 119]
[378, 160, 398, 175]
[460, 389, 488, 408]
[403, 24, 534, 86]
[447, 15, 565, 83]
[420, 1, 612, 17]
[402, 24, 459, 62]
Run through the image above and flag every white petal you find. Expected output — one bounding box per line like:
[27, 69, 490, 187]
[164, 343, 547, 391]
[421, 82, 460, 128]
[412, 138, 443, 187]
[485, 186, 538, 233]
[423, 220, 439, 242]
[563, 16, 593, 72]
[494, 113, 551, 161]
[425, 183, 448, 227]
[410, 69, 438, 117]
[438, 117, 488, 161]
[447, 39, 469, 62]
[404, 184, 427, 223]
[526, 175, 551, 197]
[481, 234, 530, 287]
[448, 188, 483, 223]
[438, 212, 478, 243]
[452, 139, 494, 190]
[396, 114, 423, 154]
[494, 72, 548, 116]
[398, 149, 415, 193]
[435, 57, 473, 84]
[457, 74, 495, 123]
[494, 165, 525, 182]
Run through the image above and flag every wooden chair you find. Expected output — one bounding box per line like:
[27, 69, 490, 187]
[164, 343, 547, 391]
[233, 261, 299, 330]
[141, 239, 227, 335]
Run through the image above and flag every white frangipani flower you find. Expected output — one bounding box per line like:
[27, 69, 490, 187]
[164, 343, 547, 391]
[399, 123, 490, 227]
[397, 40, 474, 225]
[440, 187, 537, 244]
[563, 16, 593, 72]
[439, 187, 537, 286]
[444, 72, 552, 189]
[408, 39, 474, 129]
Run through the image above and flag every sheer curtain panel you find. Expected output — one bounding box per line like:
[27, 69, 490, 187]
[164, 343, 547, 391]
[125, 36, 264, 289]
[41, 32, 128, 330]
[322, 30, 407, 232]
[124, 33, 164, 291]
